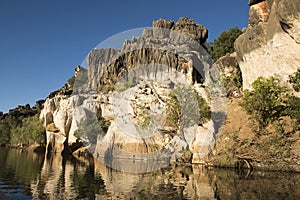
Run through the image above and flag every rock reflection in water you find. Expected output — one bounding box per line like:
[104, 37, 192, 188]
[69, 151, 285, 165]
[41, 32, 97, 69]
[31, 154, 107, 199]
[0, 148, 300, 199]
[94, 159, 215, 199]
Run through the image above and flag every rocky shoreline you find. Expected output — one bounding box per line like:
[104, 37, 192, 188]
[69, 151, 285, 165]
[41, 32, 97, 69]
[1, 0, 299, 173]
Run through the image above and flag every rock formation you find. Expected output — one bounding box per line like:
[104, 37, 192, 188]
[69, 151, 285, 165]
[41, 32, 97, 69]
[40, 18, 226, 166]
[235, 0, 300, 89]
[41, 67, 87, 153]
[215, 52, 242, 97]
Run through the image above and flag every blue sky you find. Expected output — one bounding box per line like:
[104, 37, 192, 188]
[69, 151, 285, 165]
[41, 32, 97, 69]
[0, 0, 249, 113]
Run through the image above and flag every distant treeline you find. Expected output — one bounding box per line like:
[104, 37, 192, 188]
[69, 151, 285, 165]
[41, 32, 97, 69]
[0, 101, 46, 146]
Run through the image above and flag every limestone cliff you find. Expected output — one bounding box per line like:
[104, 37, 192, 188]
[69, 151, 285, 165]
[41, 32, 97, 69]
[41, 18, 225, 167]
[235, 0, 300, 89]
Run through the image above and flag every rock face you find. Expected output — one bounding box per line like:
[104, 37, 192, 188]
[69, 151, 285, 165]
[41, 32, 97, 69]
[235, 0, 300, 89]
[41, 67, 87, 153]
[88, 17, 208, 92]
[41, 18, 226, 166]
[215, 52, 242, 97]
[85, 18, 223, 165]
[152, 17, 208, 44]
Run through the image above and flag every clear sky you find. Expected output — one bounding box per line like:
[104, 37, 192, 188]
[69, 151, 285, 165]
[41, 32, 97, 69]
[0, 0, 249, 113]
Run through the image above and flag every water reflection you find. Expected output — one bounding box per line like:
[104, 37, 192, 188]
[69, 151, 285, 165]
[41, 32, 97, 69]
[0, 148, 299, 199]
[0, 148, 43, 200]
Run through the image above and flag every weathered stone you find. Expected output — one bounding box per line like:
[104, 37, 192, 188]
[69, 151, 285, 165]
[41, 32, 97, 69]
[46, 123, 60, 133]
[235, 0, 300, 89]
[45, 131, 66, 154]
[215, 52, 240, 77]
[248, 1, 270, 27]
[88, 48, 120, 91]
[278, 0, 300, 43]
[41, 18, 216, 160]
[152, 18, 174, 29]
[172, 17, 208, 44]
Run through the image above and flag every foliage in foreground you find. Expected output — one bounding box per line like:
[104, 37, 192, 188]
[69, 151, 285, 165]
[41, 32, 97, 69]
[241, 77, 287, 130]
[241, 70, 300, 132]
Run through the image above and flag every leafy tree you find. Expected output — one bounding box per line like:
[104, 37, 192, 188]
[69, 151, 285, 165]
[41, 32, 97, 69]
[0, 121, 10, 143]
[210, 26, 242, 61]
[10, 114, 45, 145]
[241, 77, 287, 130]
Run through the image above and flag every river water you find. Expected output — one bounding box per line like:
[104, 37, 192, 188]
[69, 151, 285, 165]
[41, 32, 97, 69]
[0, 148, 299, 200]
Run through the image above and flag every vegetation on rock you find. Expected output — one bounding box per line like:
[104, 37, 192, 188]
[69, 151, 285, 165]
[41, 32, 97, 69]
[74, 111, 109, 144]
[289, 67, 300, 92]
[165, 93, 181, 129]
[165, 87, 211, 130]
[286, 68, 300, 130]
[241, 71, 300, 132]
[137, 103, 151, 128]
[222, 70, 243, 96]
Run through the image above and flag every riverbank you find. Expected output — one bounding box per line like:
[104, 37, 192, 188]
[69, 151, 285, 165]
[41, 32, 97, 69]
[210, 98, 300, 173]
[0, 143, 45, 153]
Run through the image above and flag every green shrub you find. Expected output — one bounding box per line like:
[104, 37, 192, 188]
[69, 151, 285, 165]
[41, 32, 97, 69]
[286, 68, 300, 130]
[196, 93, 211, 124]
[165, 87, 211, 129]
[67, 75, 75, 87]
[75, 113, 109, 144]
[289, 68, 300, 92]
[285, 96, 300, 130]
[241, 77, 287, 130]
[137, 103, 151, 128]
[222, 71, 243, 96]
[165, 93, 181, 129]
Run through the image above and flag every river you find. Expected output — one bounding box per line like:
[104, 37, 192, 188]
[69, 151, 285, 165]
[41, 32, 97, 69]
[0, 148, 299, 199]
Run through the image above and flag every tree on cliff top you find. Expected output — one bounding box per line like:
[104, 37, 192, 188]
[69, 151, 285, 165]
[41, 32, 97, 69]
[210, 26, 242, 61]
